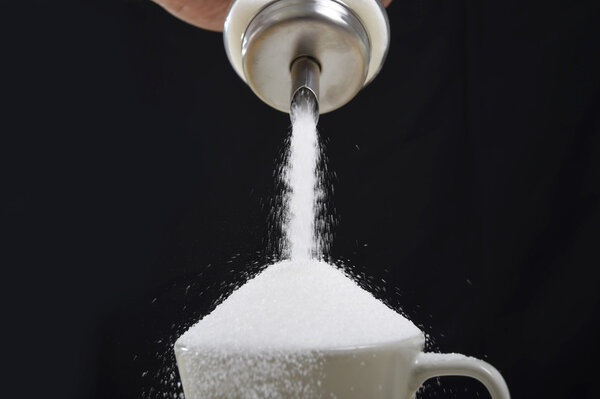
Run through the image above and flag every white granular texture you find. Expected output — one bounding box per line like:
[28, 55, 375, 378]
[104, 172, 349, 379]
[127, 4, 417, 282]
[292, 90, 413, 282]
[281, 97, 323, 259]
[178, 259, 421, 350]
[176, 259, 421, 398]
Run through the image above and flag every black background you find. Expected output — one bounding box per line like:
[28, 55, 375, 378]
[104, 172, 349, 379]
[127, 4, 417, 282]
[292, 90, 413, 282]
[4, 0, 600, 398]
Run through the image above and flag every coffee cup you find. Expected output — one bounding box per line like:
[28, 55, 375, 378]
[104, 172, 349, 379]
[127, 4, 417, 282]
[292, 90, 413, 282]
[175, 332, 510, 398]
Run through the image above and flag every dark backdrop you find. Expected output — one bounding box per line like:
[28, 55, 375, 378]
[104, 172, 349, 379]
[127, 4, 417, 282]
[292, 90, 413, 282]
[4, 0, 600, 398]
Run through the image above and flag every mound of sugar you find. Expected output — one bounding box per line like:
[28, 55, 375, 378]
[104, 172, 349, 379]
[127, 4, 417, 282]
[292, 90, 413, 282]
[177, 259, 421, 352]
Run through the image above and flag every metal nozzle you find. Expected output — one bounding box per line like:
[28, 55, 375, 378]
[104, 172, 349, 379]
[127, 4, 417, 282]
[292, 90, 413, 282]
[224, 0, 390, 114]
[290, 57, 320, 113]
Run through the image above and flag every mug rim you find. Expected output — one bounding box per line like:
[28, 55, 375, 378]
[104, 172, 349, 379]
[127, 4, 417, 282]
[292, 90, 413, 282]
[175, 332, 425, 356]
[318, 333, 424, 354]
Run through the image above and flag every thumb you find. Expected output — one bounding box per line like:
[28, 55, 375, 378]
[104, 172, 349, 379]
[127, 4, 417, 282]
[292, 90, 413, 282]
[151, 0, 232, 32]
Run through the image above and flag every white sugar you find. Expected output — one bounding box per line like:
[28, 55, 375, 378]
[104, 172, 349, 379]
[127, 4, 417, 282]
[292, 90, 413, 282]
[280, 96, 324, 259]
[177, 259, 421, 351]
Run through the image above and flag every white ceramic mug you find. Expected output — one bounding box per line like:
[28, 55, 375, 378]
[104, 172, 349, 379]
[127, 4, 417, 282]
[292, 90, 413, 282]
[175, 333, 510, 398]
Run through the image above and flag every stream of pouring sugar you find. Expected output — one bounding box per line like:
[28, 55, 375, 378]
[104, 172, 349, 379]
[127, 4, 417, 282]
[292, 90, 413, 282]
[280, 94, 326, 260]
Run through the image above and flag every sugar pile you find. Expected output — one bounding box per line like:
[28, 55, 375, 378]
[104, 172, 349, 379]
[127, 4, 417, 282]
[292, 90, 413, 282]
[176, 259, 421, 398]
[177, 259, 421, 351]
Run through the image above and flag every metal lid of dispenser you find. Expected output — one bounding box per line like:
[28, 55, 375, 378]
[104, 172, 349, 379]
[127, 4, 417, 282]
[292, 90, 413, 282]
[224, 0, 390, 113]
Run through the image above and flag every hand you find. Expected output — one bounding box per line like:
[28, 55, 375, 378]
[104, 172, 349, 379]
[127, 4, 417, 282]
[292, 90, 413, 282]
[151, 0, 391, 32]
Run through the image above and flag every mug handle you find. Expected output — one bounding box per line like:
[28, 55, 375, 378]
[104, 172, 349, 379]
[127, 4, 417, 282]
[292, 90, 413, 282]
[409, 352, 510, 399]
